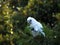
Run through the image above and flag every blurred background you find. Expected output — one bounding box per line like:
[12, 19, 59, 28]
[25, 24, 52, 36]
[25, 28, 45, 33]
[0, 0, 60, 45]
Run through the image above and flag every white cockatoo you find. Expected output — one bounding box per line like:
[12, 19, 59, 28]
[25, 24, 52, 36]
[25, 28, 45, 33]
[27, 17, 45, 37]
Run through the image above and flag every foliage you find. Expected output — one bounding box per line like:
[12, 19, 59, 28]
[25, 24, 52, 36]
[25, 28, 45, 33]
[0, 0, 60, 45]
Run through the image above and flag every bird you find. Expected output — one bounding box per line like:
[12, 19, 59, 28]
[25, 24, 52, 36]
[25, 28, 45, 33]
[27, 17, 45, 37]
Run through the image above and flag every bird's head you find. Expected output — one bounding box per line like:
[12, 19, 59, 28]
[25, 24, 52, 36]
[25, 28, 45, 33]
[27, 17, 33, 24]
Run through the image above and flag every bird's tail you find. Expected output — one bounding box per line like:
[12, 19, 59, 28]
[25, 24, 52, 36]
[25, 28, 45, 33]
[41, 31, 45, 37]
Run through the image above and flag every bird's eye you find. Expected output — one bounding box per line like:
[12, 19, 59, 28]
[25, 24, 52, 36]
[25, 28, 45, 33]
[29, 20, 32, 24]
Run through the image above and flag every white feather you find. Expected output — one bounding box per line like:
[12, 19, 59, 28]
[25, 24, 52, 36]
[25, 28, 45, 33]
[27, 17, 45, 37]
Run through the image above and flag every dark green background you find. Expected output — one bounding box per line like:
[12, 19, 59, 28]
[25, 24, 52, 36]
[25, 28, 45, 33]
[0, 0, 60, 45]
